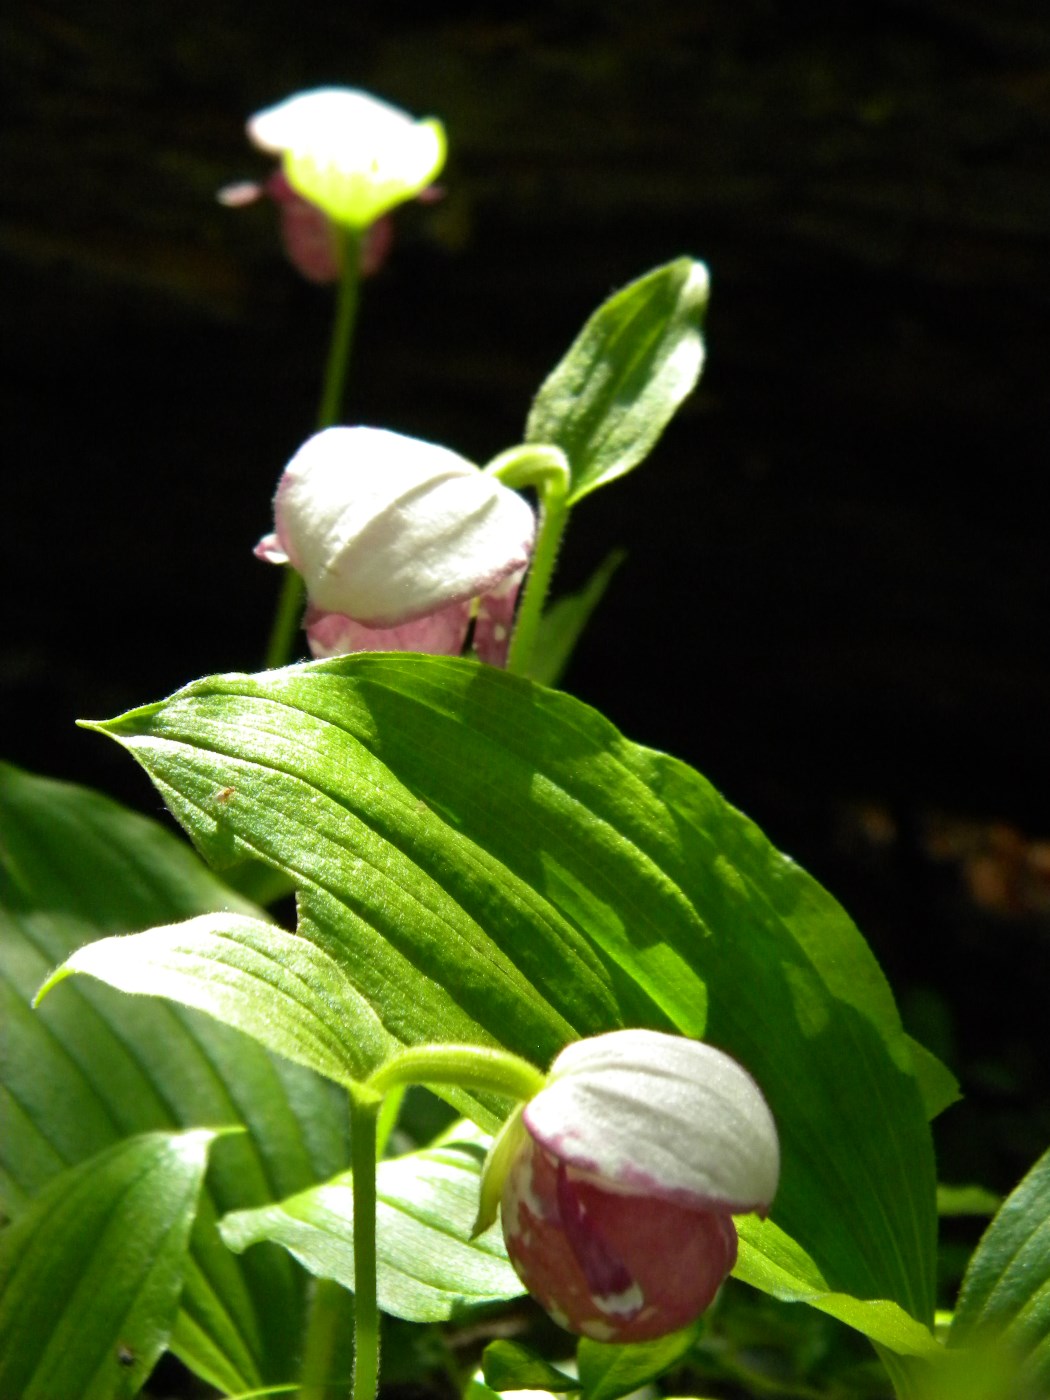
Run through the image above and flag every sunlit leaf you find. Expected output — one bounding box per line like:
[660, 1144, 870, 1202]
[86, 653, 939, 1325]
[38, 911, 393, 1089]
[220, 1120, 523, 1322]
[0, 1130, 214, 1400]
[525, 259, 708, 503]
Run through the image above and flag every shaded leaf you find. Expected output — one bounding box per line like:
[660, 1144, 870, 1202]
[528, 550, 626, 688]
[0, 1130, 214, 1400]
[577, 1323, 700, 1400]
[0, 762, 349, 1391]
[525, 259, 708, 503]
[949, 1144, 1050, 1388]
[482, 1340, 579, 1392]
[220, 1120, 524, 1322]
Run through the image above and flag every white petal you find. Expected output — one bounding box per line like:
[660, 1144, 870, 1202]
[523, 1030, 779, 1214]
[275, 427, 535, 626]
[248, 88, 417, 160]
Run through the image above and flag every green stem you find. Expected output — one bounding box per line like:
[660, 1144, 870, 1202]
[349, 1087, 381, 1400]
[264, 225, 364, 670]
[506, 473, 570, 678]
[366, 1043, 547, 1102]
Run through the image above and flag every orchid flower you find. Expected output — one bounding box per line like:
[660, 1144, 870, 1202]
[219, 87, 445, 281]
[255, 427, 535, 665]
[480, 1030, 780, 1342]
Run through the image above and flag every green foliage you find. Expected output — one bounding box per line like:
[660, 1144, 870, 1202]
[221, 1119, 523, 1322]
[72, 653, 939, 1340]
[0, 1130, 214, 1400]
[0, 762, 349, 1392]
[525, 258, 708, 503]
[949, 1145, 1050, 1390]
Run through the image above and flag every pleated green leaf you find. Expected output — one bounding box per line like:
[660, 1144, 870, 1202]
[0, 1130, 214, 1400]
[949, 1144, 1050, 1387]
[38, 911, 394, 1090]
[0, 762, 349, 1393]
[86, 654, 938, 1326]
[220, 1121, 523, 1322]
[525, 258, 708, 503]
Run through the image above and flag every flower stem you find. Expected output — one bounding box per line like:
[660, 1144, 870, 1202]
[264, 225, 364, 670]
[367, 1043, 547, 1102]
[349, 1085, 382, 1400]
[506, 472, 570, 678]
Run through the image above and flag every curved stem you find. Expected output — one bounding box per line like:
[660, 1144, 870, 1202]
[264, 225, 364, 670]
[367, 1043, 547, 1103]
[506, 473, 570, 678]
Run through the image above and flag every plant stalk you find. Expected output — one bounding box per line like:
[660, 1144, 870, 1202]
[264, 225, 364, 670]
[505, 474, 570, 678]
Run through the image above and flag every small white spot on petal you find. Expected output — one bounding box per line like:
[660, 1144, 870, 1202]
[493, 624, 508, 642]
[592, 1280, 645, 1317]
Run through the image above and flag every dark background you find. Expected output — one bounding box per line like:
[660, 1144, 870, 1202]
[4, 0, 1050, 1205]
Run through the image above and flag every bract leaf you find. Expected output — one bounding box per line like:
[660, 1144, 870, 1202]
[87, 653, 939, 1323]
[0, 1130, 214, 1400]
[577, 1323, 700, 1400]
[0, 762, 349, 1392]
[482, 1340, 579, 1392]
[525, 259, 708, 503]
[949, 1144, 1050, 1388]
[220, 1120, 524, 1321]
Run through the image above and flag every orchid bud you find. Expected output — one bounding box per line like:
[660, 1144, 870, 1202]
[491, 1030, 779, 1342]
[255, 427, 535, 665]
[246, 87, 446, 231]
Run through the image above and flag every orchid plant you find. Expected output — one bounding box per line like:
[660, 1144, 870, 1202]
[2, 85, 1048, 1400]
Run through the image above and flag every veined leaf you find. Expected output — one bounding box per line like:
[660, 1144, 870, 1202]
[0, 1130, 214, 1400]
[220, 1120, 523, 1322]
[577, 1323, 701, 1400]
[86, 654, 938, 1324]
[0, 762, 349, 1392]
[949, 1144, 1050, 1388]
[525, 258, 708, 503]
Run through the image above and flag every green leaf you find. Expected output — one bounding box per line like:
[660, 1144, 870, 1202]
[0, 762, 349, 1392]
[37, 911, 394, 1090]
[734, 1218, 940, 1360]
[482, 1340, 579, 1392]
[0, 1129, 214, 1400]
[949, 1144, 1050, 1387]
[525, 258, 708, 503]
[220, 1120, 524, 1322]
[528, 550, 626, 688]
[577, 1323, 700, 1400]
[937, 1185, 1000, 1218]
[87, 653, 939, 1323]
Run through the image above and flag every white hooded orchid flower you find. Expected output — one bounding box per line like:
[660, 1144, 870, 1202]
[246, 87, 446, 231]
[488, 1029, 779, 1342]
[255, 427, 535, 664]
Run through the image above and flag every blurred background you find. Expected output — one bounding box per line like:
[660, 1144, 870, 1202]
[4, 0, 1050, 1246]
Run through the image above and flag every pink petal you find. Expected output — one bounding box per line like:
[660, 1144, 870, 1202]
[473, 567, 526, 668]
[254, 531, 290, 566]
[501, 1133, 737, 1343]
[265, 171, 341, 283]
[305, 601, 471, 658]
